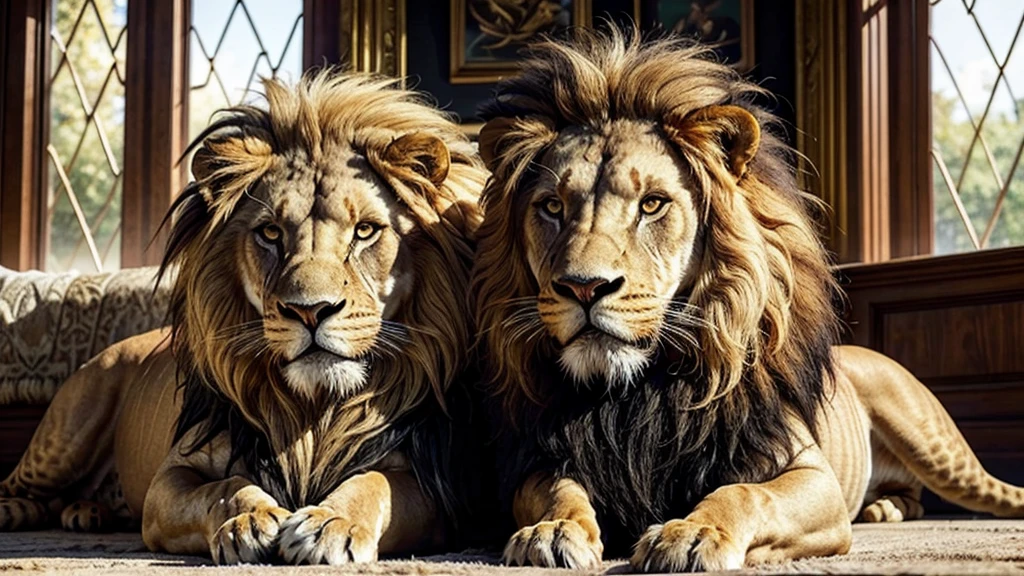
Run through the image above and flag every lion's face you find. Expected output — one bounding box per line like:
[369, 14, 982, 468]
[522, 120, 703, 385]
[231, 147, 419, 398]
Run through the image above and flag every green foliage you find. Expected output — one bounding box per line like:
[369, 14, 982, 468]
[932, 91, 1024, 254]
[47, 0, 125, 272]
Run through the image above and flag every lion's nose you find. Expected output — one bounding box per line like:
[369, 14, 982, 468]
[277, 299, 346, 331]
[552, 275, 624, 307]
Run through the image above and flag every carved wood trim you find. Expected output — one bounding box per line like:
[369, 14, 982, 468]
[795, 0, 854, 263]
[343, 0, 406, 79]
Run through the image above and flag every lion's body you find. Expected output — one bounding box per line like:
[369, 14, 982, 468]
[824, 346, 1024, 524]
[472, 27, 1024, 572]
[0, 328, 174, 532]
[1, 73, 490, 566]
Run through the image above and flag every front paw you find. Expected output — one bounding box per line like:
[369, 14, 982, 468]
[631, 519, 744, 573]
[502, 519, 603, 569]
[278, 505, 378, 565]
[210, 506, 290, 565]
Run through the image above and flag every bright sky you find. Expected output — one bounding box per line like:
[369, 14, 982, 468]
[190, 0, 304, 115]
[931, 0, 1024, 122]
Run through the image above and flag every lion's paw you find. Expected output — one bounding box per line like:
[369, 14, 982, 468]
[61, 500, 109, 532]
[277, 505, 378, 565]
[210, 506, 290, 565]
[631, 519, 745, 573]
[861, 495, 922, 523]
[0, 497, 48, 531]
[502, 519, 603, 569]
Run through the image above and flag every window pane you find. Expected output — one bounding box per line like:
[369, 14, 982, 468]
[188, 1, 304, 145]
[931, 0, 1024, 254]
[46, 0, 128, 272]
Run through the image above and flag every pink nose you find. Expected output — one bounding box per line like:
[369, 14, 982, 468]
[552, 276, 624, 305]
[276, 299, 345, 331]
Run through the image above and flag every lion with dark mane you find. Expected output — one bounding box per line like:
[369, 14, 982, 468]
[0, 71, 488, 565]
[473, 27, 1024, 572]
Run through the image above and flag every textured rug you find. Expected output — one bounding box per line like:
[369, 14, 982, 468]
[1, 519, 1023, 574]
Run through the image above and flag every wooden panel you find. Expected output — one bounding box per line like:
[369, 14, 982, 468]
[0, 0, 47, 271]
[882, 301, 1024, 380]
[122, 0, 189, 268]
[887, 0, 932, 257]
[933, 382, 1024, 422]
[0, 405, 46, 478]
[304, 0, 342, 69]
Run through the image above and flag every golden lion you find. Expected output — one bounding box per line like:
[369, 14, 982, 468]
[0, 72, 488, 565]
[472, 28, 1024, 572]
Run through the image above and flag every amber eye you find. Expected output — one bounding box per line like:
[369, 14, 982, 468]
[639, 195, 670, 216]
[255, 223, 282, 244]
[354, 221, 382, 241]
[539, 197, 563, 219]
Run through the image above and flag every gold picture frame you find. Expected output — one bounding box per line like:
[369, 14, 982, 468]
[646, 0, 755, 72]
[450, 0, 592, 84]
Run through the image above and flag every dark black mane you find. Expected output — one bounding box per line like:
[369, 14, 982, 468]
[496, 341, 833, 555]
[172, 367, 493, 548]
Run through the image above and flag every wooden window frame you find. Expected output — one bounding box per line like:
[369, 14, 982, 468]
[797, 0, 1023, 267]
[0, 0, 349, 272]
[1, 0, 47, 270]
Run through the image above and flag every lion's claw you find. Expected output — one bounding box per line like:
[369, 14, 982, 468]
[502, 519, 602, 569]
[631, 519, 745, 573]
[278, 505, 378, 565]
[210, 506, 290, 565]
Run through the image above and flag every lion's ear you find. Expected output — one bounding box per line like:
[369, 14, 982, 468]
[478, 115, 557, 174]
[382, 132, 451, 188]
[666, 105, 761, 182]
[478, 117, 518, 172]
[190, 145, 219, 183]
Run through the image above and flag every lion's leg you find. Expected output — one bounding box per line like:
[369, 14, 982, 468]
[501, 472, 603, 570]
[59, 469, 135, 532]
[862, 490, 924, 523]
[142, 434, 291, 565]
[860, 438, 925, 523]
[632, 442, 852, 573]
[61, 500, 111, 532]
[278, 466, 441, 565]
[0, 343, 134, 531]
[0, 497, 50, 530]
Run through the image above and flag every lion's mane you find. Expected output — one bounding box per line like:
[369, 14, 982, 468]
[157, 71, 487, 521]
[472, 28, 840, 550]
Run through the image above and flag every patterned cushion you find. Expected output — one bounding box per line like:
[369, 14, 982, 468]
[0, 266, 173, 405]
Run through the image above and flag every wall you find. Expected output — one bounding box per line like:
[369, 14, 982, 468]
[407, 1, 798, 139]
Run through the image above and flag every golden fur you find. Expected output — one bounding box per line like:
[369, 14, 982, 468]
[167, 71, 484, 500]
[472, 27, 1024, 572]
[0, 72, 489, 566]
[474, 30, 837, 416]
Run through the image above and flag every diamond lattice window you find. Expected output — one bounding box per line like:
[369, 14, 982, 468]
[46, 0, 128, 272]
[189, 0, 304, 145]
[931, 0, 1024, 254]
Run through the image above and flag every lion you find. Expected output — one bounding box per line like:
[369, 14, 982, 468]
[0, 71, 489, 565]
[471, 27, 1024, 572]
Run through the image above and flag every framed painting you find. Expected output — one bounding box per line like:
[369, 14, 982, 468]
[450, 0, 592, 84]
[642, 0, 755, 72]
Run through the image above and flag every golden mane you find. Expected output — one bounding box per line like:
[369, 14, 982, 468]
[474, 27, 839, 423]
[159, 71, 487, 506]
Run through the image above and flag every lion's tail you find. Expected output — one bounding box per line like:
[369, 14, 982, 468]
[842, 345, 1024, 518]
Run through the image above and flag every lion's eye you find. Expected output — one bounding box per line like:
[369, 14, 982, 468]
[354, 221, 382, 241]
[639, 195, 670, 216]
[255, 224, 282, 244]
[539, 197, 563, 219]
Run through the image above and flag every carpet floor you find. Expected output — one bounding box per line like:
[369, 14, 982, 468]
[1, 519, 1023, 574]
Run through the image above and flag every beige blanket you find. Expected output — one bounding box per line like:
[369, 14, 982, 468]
[1, 519, 1022, 574]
